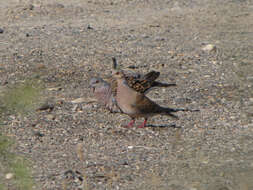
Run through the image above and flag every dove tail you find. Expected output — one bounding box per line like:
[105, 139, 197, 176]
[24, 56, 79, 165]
[152, 81, 177, 88]
[159, 107, 179, 119]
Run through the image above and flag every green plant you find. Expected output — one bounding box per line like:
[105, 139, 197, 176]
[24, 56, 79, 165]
[0, 135, 35, 190]
[1, 79, 43, 115]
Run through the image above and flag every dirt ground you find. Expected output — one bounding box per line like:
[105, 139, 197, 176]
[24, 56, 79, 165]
[0, 0, 253, 189]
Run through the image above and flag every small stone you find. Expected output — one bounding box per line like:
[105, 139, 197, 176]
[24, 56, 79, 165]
[34, 131, 44, 137]
[1, 79, 8, 85]
[142, 35, 149, 38]
[5, 173, 14, 179]
[120, 160, 129, 165]
[230, 116, 236, 119]
[47, 87, 62, 91]
[82, 104, 93, 109]
[201, 159, 209, 164]
[202, 44, 216, 52]
[28, 4, 34, 10]
[149, 24, 160, 27]
[35, 64, 46, 70]
[247, 76, 253, 82]
[36, 103, 54, 111]
[71, 98, 86, 104]
[72, 104, 79, 111]
[0, 28, 4, 33]
[127, 65, 139, 69]
[46, 114, 55, 120]
[71, 97, 96, 104]
[87, 25, 93, 30]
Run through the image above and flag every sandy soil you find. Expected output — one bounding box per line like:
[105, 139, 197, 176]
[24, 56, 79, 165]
[0, 0, 253, 189]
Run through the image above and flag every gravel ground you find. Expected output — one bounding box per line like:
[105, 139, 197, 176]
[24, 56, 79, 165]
[0, 0, 253, 189]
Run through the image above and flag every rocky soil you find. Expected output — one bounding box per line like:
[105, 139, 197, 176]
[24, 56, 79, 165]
[0, 0, 253, 189]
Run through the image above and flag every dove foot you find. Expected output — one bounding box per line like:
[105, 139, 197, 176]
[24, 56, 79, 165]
[123, 120, 135, 128]
[137, 119, 147, 128]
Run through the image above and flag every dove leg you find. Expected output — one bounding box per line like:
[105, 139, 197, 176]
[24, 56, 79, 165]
[138, 118, 147, 128]
[125, 119, 135, 128]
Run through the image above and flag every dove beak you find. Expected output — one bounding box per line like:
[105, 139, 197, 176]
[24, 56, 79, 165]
[88, 84, 95, 93]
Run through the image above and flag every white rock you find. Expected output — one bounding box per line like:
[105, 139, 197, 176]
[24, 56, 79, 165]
[47, 87, 62, 91]
[71, 98, 87, 104]
[5, 173, 14, 180]
[202, 44, 216, 52]
[71, 97, 96, 104]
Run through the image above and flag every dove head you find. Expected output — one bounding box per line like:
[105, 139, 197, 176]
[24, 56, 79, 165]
[89, 77, 107, 92]
[112, 70, 125, 79]
[89, 77, 104, 87]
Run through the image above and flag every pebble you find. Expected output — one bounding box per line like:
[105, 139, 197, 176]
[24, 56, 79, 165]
[87, 25, 93, 30]
[36, 103, 54, 111]
[0, 28, 4, 33]
[47, 87, 62, 91]
[72, 104, 79, 111]
[82, 104, 94, 109]
[46, 114, 55, 120]
[34, 131, 45, 137]
[27, 4, 34, 10]
[5, 173, 14, 179]
[1, 79, 8, 85]
[202, 44, 216, 52]
[71, 98, 87, 104]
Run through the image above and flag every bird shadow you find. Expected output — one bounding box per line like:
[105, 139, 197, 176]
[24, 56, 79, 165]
[146, 124, 181, 129]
